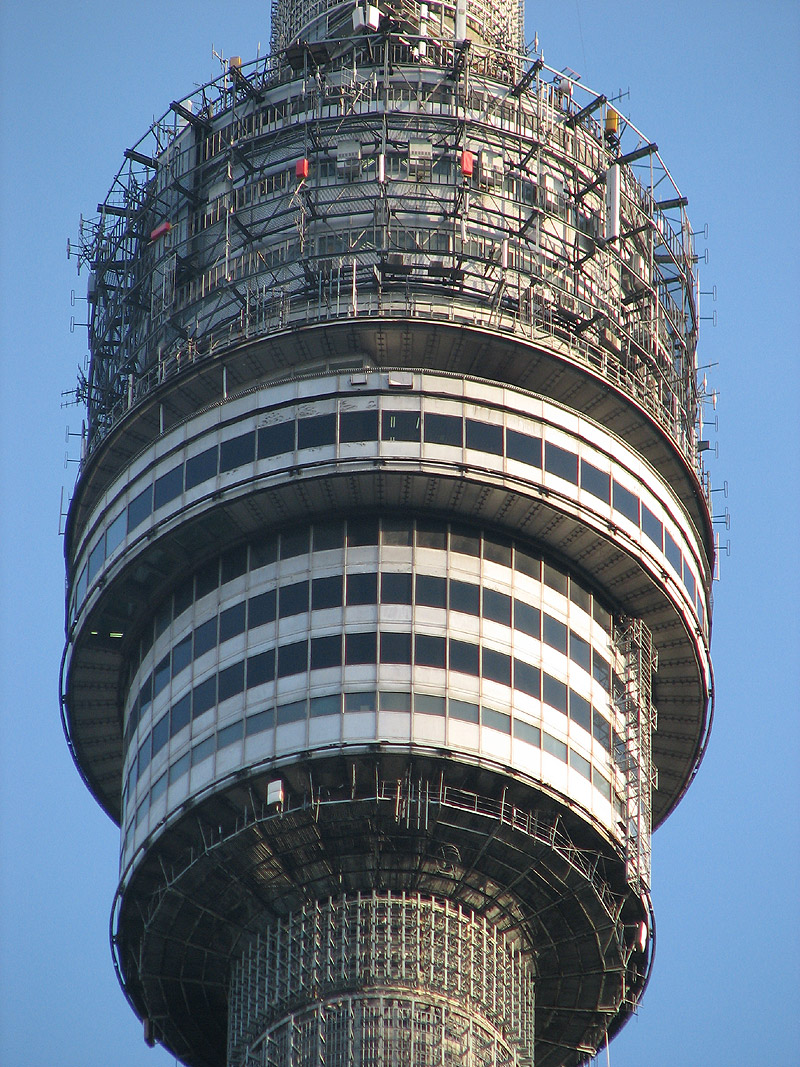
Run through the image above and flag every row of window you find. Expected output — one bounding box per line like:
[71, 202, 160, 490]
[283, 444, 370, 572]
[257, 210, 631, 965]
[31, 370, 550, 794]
[126, 574, 615, 748]
[124, 688, 618, 850]
[125, 628, 618, 804]
[124, 519, 613, 683]
[75, 404, 703, 626]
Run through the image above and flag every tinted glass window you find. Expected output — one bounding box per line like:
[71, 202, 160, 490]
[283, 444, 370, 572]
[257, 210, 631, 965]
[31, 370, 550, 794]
[580, 460, 610, 503]
[380, 631, 412, 664]
[137, 736, 151, 775]
[218, 720, 244, 748]
[515, 547, 541, 580]
[641, 504, 663, 549]
[466, 419, 503, 455]
[613, 481, 640, 525]
[416, 574, 446, 608]
[154, 464, 183, 510]
[570, 579, 591, 614]
[382, 520, 412, 547]
[514, 601, 540, 639]
[218, 661, 244, 702]
[195, 558, 219, 600]
[247, 649, 275, 687]
[514, 719, 540, 746]
[277, 640, 308, 677]
[248, 589, 277, 628]
[312, 575, 343, 610]
[345, 632, 377, 664]
[170, 693, 191, 736]
[449, 639, 479, 676]
[665, 530, 683, 575]
[543, 673, 567, 712]
[169, 752, 190, 783]
[313, 521, 345, 550]
[593, 600, 611, 634]
[450, 699, 479, 723]
[281, 528, 309, 559]
[258, 421, 295, 458]
[416, 522, 447, 550]
[416, 694, 445, 716]
[87, 539, 105, 583]
[570, 749, 591, 779]
[173, 577, 194, 619]
[219, 602, 246, 642]
[221, 545, 248, 584]
[277, 700, 306, 725]
[543, 614, 568, 654]
[347, 519, 379, 546]
[382, 410, 420, 441]
[310, 694, 340, 717]
[415, 634, 446, 668]
[298, 413, 336, 449]
[506, 429, 542, 466]
[250, 535, 278, 568]
[483, 707, 511, 733]
[192, 736, 214, 765]
[192, 675, 217, 718]
[152, 713, 169, 756]
[450, 579, 479, 616]
[380, 691, 411, 712]
[592, 709, 611, 751]
[220, 431, 255, 472]
[381, 572, 412, 604]
[106, 511, 126, 556]
[592, 653, 611, 692]
[483, 535, 512, 568]
[545, 442, 578, 484]
[194, 617, 218, 658]
[340, 409, 379, 443]
[514, 659, 540, 697]
[482, 648, 511, 686]
[483, 588, 512, 626]
[311, 634, 342, 670]
[172, 635, 192, 677]
[450, 525, 480, 557]
[543, 732, 567, 761]
[347, 572, 378, 606]
[246, 709, 274, 735]
[684, 567, 696, 601]
[127, 485, 153, 533]
[570, 631, 591, 673]
[185, 445, 218, 490]
[345, 691, 375, 712]
[424, 412, 462, 446]
[543, 563, 568, 596]
[279, 580, 309, 618]
[569, 690, 592, 732]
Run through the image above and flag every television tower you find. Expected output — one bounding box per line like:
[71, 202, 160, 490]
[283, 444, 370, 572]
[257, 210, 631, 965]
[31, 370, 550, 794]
[62, 1, 714, 1063]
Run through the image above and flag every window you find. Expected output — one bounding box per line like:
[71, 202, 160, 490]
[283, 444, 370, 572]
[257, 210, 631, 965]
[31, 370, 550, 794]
[515, 601, 540, 639]
[277, 640, 308, 677]
[544, 563, 568, 596]
[250, 535, 278, 568]
[415, 694, 445, 716]
[194, 618, 218, 659]
[465, 419, 503, 455]
[642, 504, 663, 549]
[449, 639, 479, 676]
[450, 699, 479, 723]
[416, 574, 446, 608]
[195, 558, 219, 600]
[514, 719, 540, 746]
[221, 545, 248, 583]
[592, 709, 611, 751]
[382, 521, 412, 547]
[345, 632, 377, 664]
[258, 421, 295, 458]
[279, 580, 309, 618]
[192, 675, 217, 718]
[482, 648, 511, 686]
[139, 674, 152, 715]
[312, 575, 343, 610]
[249, 589, 277, 628]
[298, 413, 336, 449]
[543, 674, 567, 712]
[154, 464, 183, 510]
[665, 530, 683, 576]
[218, 662, 245, 702]
[506, 429, 542, 467]
[514, 659, 540, 698]
[450, 579, 479, 616]
[483, 588, 511, 626]
[592, 653, 610, 692]
[246, 708, 273, 735]
[483, 535, 512, 568]
[169, 752, 190, 784]
[310, 694, 340, 717]
[220, 431, 255, 472]
[340, 409, 379, 443]
[450, 526, 480, 557]
[569, 690, 591, 732]
[684, 567, 696, 601]
[247, 649, 275, 688]
[380, 691, 411, 712]
[380, 632, 412, 664]
[569, 631, 591, 673]
[543, 614, 568, 654]
[545, 442, 578, 484]
[192, 736, 214, 765]
[416, 522, 447, 550]
[345, 692, 375, 712]
[415, 634, 446, 668]
[313, 521, 344, 550]
[381, 572, 412, 604]
[347, 519, 379, 546]
[543, 732, 567, 762]
[153, 654, 171, 698]
[483, 707, 511, 733]
[185, 445, 218, 490]
[127, 485, 153, 533]
[347, 572, 378, 606]
[613, 481, 640, 525]
[593, 769, 612, 801]
[515, 548, 541, 580]
[280, 528, 309, 559]
[152, 713, 169, 755]
[424, 412, 462, 446]
[570, 749, 591, 779]
[311, 634, 342, 670]
[170, 693, 191, 736]
[138, 735, 151, 775]
[106, 511, 126, 556]
[580, 460, 610, 503]
[570, 579, 591, 614]
[220, 602, 246, 642]
[277, 700, 306, 725]
[218, 720, 244, 748]
[382, 410, 420, 441]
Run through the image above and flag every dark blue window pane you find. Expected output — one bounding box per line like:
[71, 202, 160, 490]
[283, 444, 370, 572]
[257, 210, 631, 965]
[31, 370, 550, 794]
[580, 460, 610, 503]
[248, 589, 276, 628]
[250, 535, 278, 568]
[592, 653, 610, 692]
[154, 464, 183, 510]
[449, 639, 479, 676]
[280, 527, 309, 559]
[483, 707, 511, 733]
[348, 519, 379, 546]
[416, 521, 447, 550]
[482, 648, 511, 686]
[506, 429, 542, 466]
[220, 602, 246, 642]
[170, 693, 191, 736]
[277, 640, 308, 677]
[380, 632, 412, 664]
[544, 562, 569, 596]
[381, 572, 412, 605]
[195, 558, 219, 599]
[483, 535, 512, 567]
[543, 673, 567, 712]
[515, 601, 540, 639]
[193, 617, 218, 658]
[570, 631, 591, 673]
[345, 632, 377, 665]
[185, 445, 218, 490]
[221, 545, 248, 583]
[466, 419, 503, 455]
[247, 649, 275, 688]
[153, 654, 171, 698]
[173, 578, 193, 619]
[218, 661, 245, 702]
[569, 690, 592, 731]
[152, 713, 169, 755]
[545, 442, 578, 484]
[382, 410, 420, 442]
[415, 634, 446, 668]
[543, 614, 568, 654]
[258, 421, 295, 458]
[515, 548, 541, 580]
[127, 485, 153, 533]
[642, 504, 663, 549]
[416, 574, 447, 608]
[87, 539, 105, 583]
[613, 481, 640, 525]
[138, 735, 151, 775]
[277, 700, 306, 725]
[246, 709, 274, 735]
[220, 431, 255, 472]
[192, 675, 217, 718]
[347, 572, 378, 606]
[340, 409, 379, 443]
[665, 530, 683, 575]
[298, 413, 336, 449]
[450, 525, 480, 557]
[514, 659, 540, 697]
[684, 567, 696, 601]
[279, 580, 309, 618]
[313, 521, 344, 550]
[424, 412, 462, 446]
[570, 579, 591, 613]
[450, 579, 480, 616]
[312, 575, 343, 610]
[483, 588, 512, 626]
[217, 720, 244, 748]
[310, 634, 342, 670]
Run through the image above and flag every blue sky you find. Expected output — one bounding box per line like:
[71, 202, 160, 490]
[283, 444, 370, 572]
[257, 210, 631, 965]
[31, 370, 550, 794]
[0, 2, 797, 1065]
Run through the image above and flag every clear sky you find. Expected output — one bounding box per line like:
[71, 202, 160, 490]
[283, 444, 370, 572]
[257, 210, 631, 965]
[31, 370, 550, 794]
[0, 2, 797, 1065]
